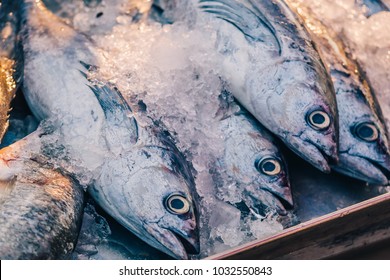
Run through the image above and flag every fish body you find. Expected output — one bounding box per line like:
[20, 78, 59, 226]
[0, 1, 22, 142]
[196, 0, 339, 173]
[0, 131, 85, 259]
[17, 0, 199, 259]
[216, 93, 293, 215]
[286, 0, 390, 184]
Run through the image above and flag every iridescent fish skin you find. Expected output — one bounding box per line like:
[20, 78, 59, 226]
[221, 113, 292, 214]
[16, 0, 199, 259]
[0, 131, 85, 260]
[0, 1, 22, 142]
[197, 0, 339, 173]
[216, 94, 293, 215]
[87, 81, 199, 259]
[286, 0, 390, 184]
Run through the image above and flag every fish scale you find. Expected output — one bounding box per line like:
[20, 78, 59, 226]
[0, 129, 85, 260]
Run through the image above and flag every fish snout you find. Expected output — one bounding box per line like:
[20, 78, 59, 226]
[259, 179, 294, 210]
[143, 218, 200, 260]
[321, 136, 339, 164]
[169, 217, 200, 255]
[244, 185, 291, 216]
[173, 229, 200, 256]
[376, 152, 390, 183]
[286, 134, 333, 173]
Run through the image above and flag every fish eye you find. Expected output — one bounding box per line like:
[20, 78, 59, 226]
[164, 194, 191, 215]
[255, 157, 282, 176]
[307, 110, 331, 130]
[354, 122, 379, 142]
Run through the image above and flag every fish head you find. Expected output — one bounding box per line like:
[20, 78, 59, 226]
[332, 87, 390, 185]
[129, 165, 199, 260]
[86, 76, 199, 259]
[222, 114, 293, 215]
[90, 147, 199, 260]
[249, 61, 339, 173]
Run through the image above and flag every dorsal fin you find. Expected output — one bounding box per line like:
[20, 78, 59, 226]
[80, 61, 139, 145]
[89, 83, 139, 144]
[199, 0, 281, 54]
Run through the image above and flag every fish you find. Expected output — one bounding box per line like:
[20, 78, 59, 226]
[0, 0, 22, 143]
[87, 79, 200, 260]
[73, 201, 175, 260]
[216, 92, 293, 215]
[16, 0, 199, 259]
[0, 129, 85, 259]
[196, 0, 339, 173]
[220, 112, 293, 215]
[148, 0, 293, 216]
[285, 0, 390, 184]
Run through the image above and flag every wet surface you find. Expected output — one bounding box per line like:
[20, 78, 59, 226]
[2, 0, 389, 260]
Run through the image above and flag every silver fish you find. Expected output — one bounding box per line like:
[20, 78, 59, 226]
[0, 132, 85, 260]
[87, 80, 199, 259]
[197, 0, 339, 173]
[17, 0, 199, 259]
[0, 1, 22, 142]
[216, 93, 293, 215]
[286, 0, 390, 184]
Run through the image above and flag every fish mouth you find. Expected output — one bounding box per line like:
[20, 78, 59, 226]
[332, 152, 390, 185]
[265, 187, 294, 211]
[143, 222, 200, 260]
[286, 135, 337, 173]
[245, 189, 290, 216]
[259, 181, 294, 211]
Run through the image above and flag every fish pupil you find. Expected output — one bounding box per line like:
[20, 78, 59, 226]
[312, 113, 325, 125]
[262, 161, 276, 172]
[358, 125, 374, 139]
[170, 198, 185, 210]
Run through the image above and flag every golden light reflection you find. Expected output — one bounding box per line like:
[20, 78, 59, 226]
[0, 57, 16, 95]
[0, 56, 16, 141]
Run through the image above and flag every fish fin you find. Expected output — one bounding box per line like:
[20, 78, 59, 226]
[79, 60, 98, 71]
[78, 69, 88, 79]
[199, 0, 281, 53]
[78, 60, 98, 78]
[150, 1, 175, 24]
[13, 48, 24, 85]
[79, 61, 139, 144]
[88, 82, 139, 144]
